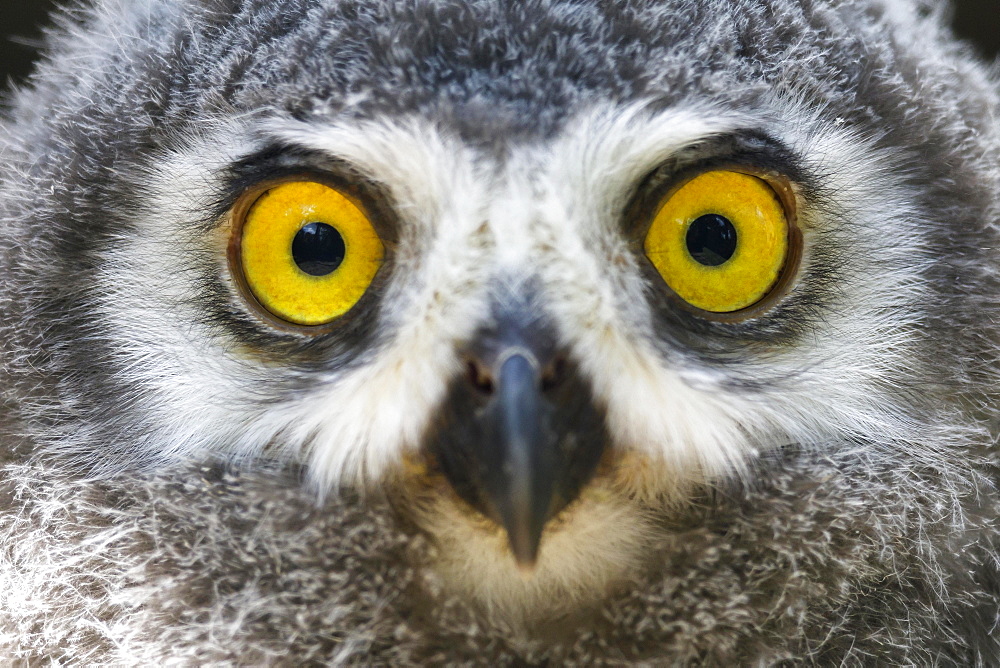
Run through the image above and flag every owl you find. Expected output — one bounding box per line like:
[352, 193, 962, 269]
[1, 0, 999, 663]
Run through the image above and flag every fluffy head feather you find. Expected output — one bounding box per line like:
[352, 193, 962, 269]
[2, 0, 1000, 662]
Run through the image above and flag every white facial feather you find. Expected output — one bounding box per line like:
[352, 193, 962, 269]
[88, 96, 944, 503]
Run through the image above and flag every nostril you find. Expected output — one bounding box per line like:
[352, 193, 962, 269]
[467, 359, 496, 395]
[540, 355, 567, 393]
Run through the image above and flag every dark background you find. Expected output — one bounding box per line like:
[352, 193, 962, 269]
[0, 1, 998, 89]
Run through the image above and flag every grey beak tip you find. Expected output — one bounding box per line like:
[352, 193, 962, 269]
[506, 523, 543, 571]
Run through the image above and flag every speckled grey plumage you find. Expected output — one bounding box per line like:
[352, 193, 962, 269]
[3, 444, 998, 663]
[2, 0, 1000, 663]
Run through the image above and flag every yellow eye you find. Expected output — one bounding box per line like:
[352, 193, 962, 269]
[235, 180, 385, 327]
[643, 170, 792, 314]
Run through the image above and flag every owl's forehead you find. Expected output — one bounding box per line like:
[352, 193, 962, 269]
[203, 0, 874, 142]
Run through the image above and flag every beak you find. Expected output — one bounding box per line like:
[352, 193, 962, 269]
[478, 350, 559, 566]
[426, 293, 607, 569]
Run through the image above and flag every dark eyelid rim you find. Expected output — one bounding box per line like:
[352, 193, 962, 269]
[626, 131, 805, 324]
[209, 143, 400, 243]
[222, 154, 397, 336]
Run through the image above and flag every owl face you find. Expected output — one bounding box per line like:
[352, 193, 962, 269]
[80, 102, 928, 567]
[2, 0, 991, 596]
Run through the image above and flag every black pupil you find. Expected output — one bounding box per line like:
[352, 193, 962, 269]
[292, 222, 346, 276]
[685, 214, 738, 266]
